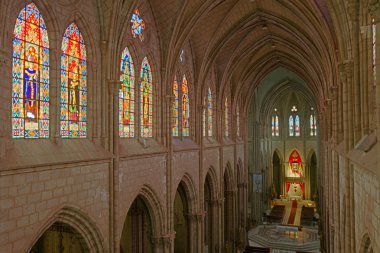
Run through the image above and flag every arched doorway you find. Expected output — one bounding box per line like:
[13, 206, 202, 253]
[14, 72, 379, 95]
[204, 173, 213, 253]
[309, 152, 318, 199]
[272, 151, 281, 198]
[30, 222, 88, 253]
[120, 196, 153, 253]
[224, 167, 235, 251]
[174, 182, 189, 253]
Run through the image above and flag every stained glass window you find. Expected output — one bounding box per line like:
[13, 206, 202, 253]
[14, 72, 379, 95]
[119, 47, 135, 137]
[12, 3, 50, 139]
[289, 115, 294, 136]
[310, 110, 317, 136]
[295, 115, 300, 136]
[275, 115, 279, 136]
[272, 114, 279, 137]
[271, 108, 279, 137]
[140, 57, 152, 138]
[224, 97, 229, 137]
[131, 9, 145, 41]
[207, 88, 213, 137]
[182, 75, 190, 137]
[172, 77, 179, 137]
[237, 105, 240, 137]
[60, 23, 87, 138]
[202, 98, 206, 137]
[373, 18, 376, 86]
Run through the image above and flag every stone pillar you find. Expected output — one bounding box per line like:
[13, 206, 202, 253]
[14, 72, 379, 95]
[210, 198, 223, 253]
[188, 213, 203, 253]
[339, 60, 355, 253]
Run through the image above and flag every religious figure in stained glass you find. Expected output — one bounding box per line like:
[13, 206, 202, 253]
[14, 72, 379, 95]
[172, 78, 179, 137]
[289, 115, 294, 136]
[182, 75, 190, 137]
[140, 58, 152, 137]
[310, 112, 317, 136]
[272, 115, 279, 137]
[60, 23, 87, 138]
[131, 9, 145, 41]
[12, 3, 50, 138]
[295, 115, 300, 136]
[207, 88, 213, 137]
[119, 47, 135, 137]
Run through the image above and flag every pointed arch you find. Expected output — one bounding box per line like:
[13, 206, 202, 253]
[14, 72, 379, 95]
[60, 22, 87, 138]
[204, 166, 219, 199]
[12, 3, 50, 139]
[140, 57, 153, 138]
[360, 233, 374, 253]
[27, 206, 105, 253]
[176, 173, 197, 213]
[182, 75, 190, 137]
[119, 47, 135, 138]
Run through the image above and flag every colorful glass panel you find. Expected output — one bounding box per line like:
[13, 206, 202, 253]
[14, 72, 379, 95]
[237, 106, 240, 137]
[172, 78, 179, 137]
[60, 23, 87, 138]
[272, 116, 275, 137]
[373, 18, 376, 86]
[140, 57, 152, 138]
[119, 47, 135, 137]
[225, 97, 229, 137]
[131, 9, 145, 41]
[207, 88, 213, 137]
[12, 3, 50, 139]
[275, 115, 279, 136]
[202, 105, 206, 137]
[295, 115, 300, 136]
[182, 75, 190, 137]
[289, 115, 294, 136]
[310, 114, 317, 136]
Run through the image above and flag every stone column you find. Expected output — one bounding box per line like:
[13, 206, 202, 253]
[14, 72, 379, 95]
[210, 198, 223, 253]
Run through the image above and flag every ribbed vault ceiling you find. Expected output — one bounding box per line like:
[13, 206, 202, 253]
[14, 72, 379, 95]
[102, 0, 338, 113]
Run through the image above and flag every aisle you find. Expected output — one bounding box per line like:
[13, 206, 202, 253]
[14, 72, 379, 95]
[287, 200, 298, 224]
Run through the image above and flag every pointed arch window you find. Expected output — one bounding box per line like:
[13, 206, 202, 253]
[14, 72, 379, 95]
[140, 57, 152, 138]
[207, 88, 213, 137]
[172, 77, 179, 137]
[60, 23, 87, 138]
[237, 105, 240, 137]
[272, 108, 279, 137]
[12, 3, 50, 138]
[289, 105, 300, 137]
[373, 18, 376, 86]
[202, 97, 206, 137]
[119, 47, 135, 137]
[310, 108, 317, 136]
[224, 97, 229, 137]
[182, 75, 190, 137]
[295, 115, 300, 136]
[289, 115, 294, 136]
